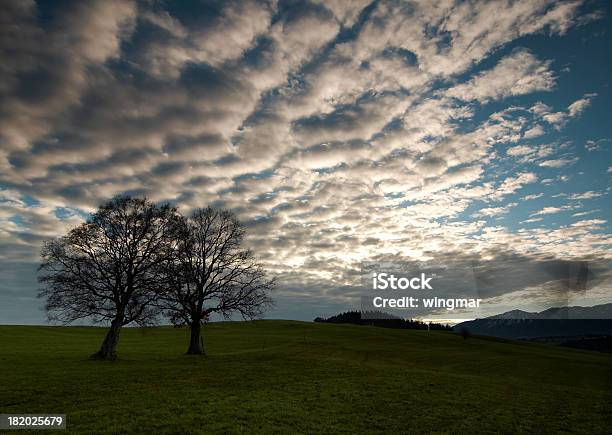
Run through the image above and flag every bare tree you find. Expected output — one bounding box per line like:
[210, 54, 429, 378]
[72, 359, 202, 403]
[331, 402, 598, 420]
[162, 206, 274, 355]
[458, 327, 472, 340]
[38, 195, 181, 360]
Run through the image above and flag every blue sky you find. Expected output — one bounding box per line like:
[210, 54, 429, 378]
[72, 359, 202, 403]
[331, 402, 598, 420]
[0, 0, 611, 324]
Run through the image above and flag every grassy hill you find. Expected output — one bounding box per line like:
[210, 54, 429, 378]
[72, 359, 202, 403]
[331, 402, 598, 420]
[1, 320, 611, 433]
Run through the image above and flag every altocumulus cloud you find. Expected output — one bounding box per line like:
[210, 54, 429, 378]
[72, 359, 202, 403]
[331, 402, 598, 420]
[0, 0, 611, 323]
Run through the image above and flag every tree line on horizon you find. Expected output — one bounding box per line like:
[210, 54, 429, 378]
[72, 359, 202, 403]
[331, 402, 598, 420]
[38, 195, 274, 360]
[314, 311, 452, 331]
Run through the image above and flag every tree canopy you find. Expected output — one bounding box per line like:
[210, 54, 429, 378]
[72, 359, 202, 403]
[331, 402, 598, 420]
[38, 196, 274, 359]
[161, 206, 274, 354]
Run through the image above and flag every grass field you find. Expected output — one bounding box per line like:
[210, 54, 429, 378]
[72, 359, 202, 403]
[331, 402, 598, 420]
[1, 321, 611, 433]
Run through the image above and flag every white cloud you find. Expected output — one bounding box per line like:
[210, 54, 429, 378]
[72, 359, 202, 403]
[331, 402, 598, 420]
[446, 49, 555, 102]
[567, 93, 597, 117]
[568, 191, 604, 200]
[312, 0, 371, 27]
[523, 193, 543, 200]
[531, 205, 574, 216]
[572, 210, 598, 217]
[585, 139, 608, 152]
[539, 157, 578, 168]
[137, 1, 274, 78]
[521, 217, 543, 224]
[523, 125, 545, 139]
[473, 202, 517, 218]
[537, 93, 597, 129]
[492, 173, 538, 199]
[506, 145, 532, 156]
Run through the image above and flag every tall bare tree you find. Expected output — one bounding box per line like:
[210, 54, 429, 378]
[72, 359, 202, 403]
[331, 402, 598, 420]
[38, 195, 181, 359]
[163, 206, 274, 354]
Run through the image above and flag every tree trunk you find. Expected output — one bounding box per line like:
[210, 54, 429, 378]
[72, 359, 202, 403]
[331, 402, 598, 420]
[91, 315, 123, 360]
[186, 321, 205, 355]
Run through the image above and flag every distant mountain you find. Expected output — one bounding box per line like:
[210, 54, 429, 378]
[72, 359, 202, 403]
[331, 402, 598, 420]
[487, 309, 538, 320]
[480, 303, 612, 320]
[536, 303, 612, 319]
[454, 303, 612, 339]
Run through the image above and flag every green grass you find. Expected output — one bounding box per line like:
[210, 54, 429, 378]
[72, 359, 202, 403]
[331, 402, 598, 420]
[1, 321, 611, 433]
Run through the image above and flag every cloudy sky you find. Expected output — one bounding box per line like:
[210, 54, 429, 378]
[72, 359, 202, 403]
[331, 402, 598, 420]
[1, 0, 611, 324]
